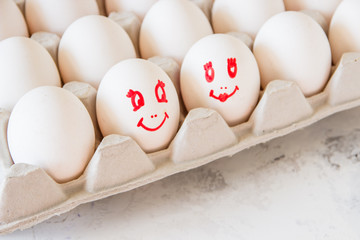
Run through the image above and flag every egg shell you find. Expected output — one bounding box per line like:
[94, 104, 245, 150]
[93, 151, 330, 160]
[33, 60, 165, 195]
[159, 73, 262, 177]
[283, 0, 342, 25]
[139, 0, 213, 64]
[105, 0, 158, 20]
[7, 86, 95, 183]
[25, 0, 100, 36]
[58, 15, 136, 89]
[181, 34, 260, 126]
[253, 11, 332, 97]
[212, 0, 285, 39]
[0, 0, 29, 40]
[227, 31, 254, 50]
[329, 0, 360, 64]
[96, 58, 180, 153]
[189, 0, 214, 20]
[300, 9, 329, 34]
[0, 37, 61, 111]
[14, 0, 26, 14]
[31, 31, 61, 65]
[108, 11, 141, 57]
[96, 0, 106, 15]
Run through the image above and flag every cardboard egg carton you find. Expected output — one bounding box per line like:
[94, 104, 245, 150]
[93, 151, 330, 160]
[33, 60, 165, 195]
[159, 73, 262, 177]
[1, 48, 360, 234]
[2, 2, 360, 235]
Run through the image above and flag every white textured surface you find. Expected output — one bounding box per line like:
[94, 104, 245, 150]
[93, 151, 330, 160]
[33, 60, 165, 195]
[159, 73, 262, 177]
[3, 106, 360, 239]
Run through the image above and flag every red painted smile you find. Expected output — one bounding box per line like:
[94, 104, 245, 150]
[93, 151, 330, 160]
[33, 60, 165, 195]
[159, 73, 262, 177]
[209, 85, 239, 102]
[137, 112, 169, 132]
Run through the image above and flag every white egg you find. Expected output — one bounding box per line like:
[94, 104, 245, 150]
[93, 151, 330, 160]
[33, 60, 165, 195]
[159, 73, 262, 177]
[0, 0, 29, 40]
[329, 0, 360, 64]
[7, 86, 95, 183]
[181, 34, 260, 126]
[139, 0, 213, 64]
[0, 37, 61, 111]
[212, 0, 285, 40]
[253, 11, 332, 97]
[283, 0, 342, 25]
[97, 59, 180, 153]
[105, 0, 158, 20]
[25, 0, 100, 36]
[58, 15, 136, 89]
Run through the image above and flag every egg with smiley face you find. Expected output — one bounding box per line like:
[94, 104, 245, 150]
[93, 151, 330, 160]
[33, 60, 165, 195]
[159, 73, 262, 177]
[97, 58, 180, 152]
[180, 34, 260, 126]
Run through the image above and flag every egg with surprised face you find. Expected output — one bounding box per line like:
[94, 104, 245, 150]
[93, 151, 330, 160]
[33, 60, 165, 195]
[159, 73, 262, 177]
[181, 34, 260, 126]
[97, 59, 180, 153]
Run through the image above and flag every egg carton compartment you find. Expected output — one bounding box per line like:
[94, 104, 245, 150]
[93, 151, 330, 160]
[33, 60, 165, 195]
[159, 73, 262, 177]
[0, 50, 360, 234]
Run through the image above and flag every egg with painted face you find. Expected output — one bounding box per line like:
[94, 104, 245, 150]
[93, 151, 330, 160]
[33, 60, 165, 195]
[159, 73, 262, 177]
[96, 59, 180, 152]
[180, 34, 260, 126]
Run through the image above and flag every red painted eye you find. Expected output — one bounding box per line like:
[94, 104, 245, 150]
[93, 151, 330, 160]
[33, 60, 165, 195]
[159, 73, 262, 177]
[204, 61, 215, 82]
[227, 58, 237, 78]
[126, 89, 144, 112]
[155, 80, 168, 103]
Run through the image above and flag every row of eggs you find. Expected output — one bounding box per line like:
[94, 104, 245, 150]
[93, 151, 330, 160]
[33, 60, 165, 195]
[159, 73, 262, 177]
[0, 0, 346, 38]
[1, 0, 360, 184]
[1, 0, 359, 64]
